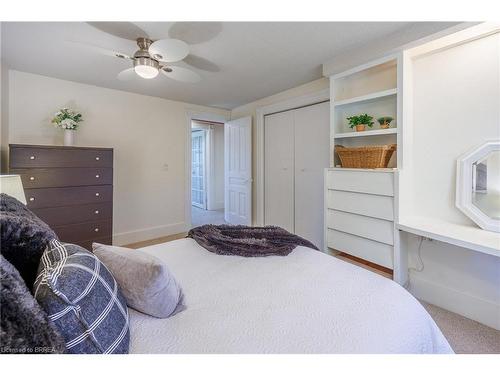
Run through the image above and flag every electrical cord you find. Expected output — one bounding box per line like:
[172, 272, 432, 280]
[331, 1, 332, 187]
[409, 236, 425, 273]
[404, 236, 426, 290]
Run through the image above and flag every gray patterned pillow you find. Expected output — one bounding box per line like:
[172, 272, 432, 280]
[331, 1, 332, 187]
[33, 240, 129, 354]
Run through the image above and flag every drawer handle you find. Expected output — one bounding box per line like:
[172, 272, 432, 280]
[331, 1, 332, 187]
[95, 193, 100, 197]
[29, 197, 35, 202]
[29, 156, 36, 160]
[94, 228, 99, 232]
[95, 156, 100, 161]
[29, 176, 35, 181]
[95, 174, 100, 178]
[95, 210, 100, 214]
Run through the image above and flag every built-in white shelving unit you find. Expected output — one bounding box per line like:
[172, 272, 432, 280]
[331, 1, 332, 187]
[330, 55, 400, 168]
[325, 54, 403, 281]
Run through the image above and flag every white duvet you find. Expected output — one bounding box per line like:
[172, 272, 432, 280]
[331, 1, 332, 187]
[128, 238, 453, 354]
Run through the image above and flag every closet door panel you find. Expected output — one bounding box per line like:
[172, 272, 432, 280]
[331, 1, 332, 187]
[293, 101, 330, 249]
[264, 111, 295, 232]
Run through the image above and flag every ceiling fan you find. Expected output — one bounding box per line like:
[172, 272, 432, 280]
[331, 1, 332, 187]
[71, 22, 213, 83]
[111, 36, 201, 82]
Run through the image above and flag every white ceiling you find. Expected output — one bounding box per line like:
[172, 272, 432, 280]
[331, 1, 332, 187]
[1, 22, 459, 109]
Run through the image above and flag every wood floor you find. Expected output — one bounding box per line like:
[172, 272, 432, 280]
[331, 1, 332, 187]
[124, 232, 187, 249]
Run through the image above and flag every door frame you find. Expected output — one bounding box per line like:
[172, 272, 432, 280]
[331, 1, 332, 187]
[190, 129, 207, 209]
[255, 88, 330, 225]
[185, 110, 229, 231]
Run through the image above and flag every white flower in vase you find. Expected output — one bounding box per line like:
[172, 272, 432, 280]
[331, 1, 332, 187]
[51, 107, 83, 146]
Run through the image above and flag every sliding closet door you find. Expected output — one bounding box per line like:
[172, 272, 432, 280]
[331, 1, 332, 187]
[264, 110, 295, 232]
[294, 101, 330, 249]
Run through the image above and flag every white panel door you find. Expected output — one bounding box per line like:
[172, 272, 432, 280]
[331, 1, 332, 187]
[264, 110, 295, 232]
[224, 117, 252, 225]
[293, 101, 330, 249]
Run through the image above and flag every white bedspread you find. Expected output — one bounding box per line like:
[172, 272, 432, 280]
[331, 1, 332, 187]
[129, 238, 453, 354]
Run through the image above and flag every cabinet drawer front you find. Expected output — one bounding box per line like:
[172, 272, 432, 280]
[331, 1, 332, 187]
[53, 220, 112, 243]
[12, 168, 113, 188]
[32, 202, 112, 227]
[25, 185, 112, 209]
[326, 169, 394, 196]
[327, 229, 393, 269]
[10, 147, 113, 168]
[327, 190, 394, 221]
[327, 209, 394, 245]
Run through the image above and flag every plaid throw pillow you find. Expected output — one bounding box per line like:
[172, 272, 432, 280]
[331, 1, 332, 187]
[33, 240, 129, 354]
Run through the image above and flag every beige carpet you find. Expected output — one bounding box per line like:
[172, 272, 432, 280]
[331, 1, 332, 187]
[421, 302, 500, 354]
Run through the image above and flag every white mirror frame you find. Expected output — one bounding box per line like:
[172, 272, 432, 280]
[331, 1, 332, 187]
[456, 140, 500, 233]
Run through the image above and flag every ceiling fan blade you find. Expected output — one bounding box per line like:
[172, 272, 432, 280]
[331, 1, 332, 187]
[161, 66, 200, 83]
[183, 54, 220, 72]
[149, 39, 189, 63]
[168, 22, 223, 44]
[87, 22, 149, 40]
[117, 68, 137, 81]
[66, 40, 133, 60]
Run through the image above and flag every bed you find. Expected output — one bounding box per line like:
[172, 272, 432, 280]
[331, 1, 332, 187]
[128, 238, 453, 354]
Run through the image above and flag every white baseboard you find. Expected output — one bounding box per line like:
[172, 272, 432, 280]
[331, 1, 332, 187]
[113, 222, 186, 246]
[409, 273, 500, 330]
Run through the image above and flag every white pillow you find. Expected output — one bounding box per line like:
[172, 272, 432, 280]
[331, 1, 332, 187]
[92, 243, 183, 319]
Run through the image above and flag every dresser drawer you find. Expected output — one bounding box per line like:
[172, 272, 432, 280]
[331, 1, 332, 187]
[326, 169, 394, 196]
[53, 220, 112, 243]
[25, 185, 112, 209]
[32, 202, 112, 227]
[12, 168, 113, 188]
[326, 190, 394, 221]
[10, 146, 113, 168]
[326, 209, 394, 245]
[327, 229, 393, 269]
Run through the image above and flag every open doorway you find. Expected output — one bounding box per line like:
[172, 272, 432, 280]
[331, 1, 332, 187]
[190, 120, 226, 227]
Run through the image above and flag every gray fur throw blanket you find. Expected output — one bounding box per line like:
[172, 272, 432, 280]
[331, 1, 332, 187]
[187, 225, 318, 257]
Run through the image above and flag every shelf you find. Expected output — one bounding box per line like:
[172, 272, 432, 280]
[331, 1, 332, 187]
[334, 128, 397, 139]
[334, 88, 397, 107]
[397, 216, 500, 257]
[327, 167, 395, 173]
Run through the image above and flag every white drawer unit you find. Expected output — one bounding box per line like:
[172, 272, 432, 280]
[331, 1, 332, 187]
[326, 168, 394, 196]
[324, 168, 397, 270]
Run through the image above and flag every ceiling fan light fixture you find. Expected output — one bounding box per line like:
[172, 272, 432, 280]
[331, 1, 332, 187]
[134, 57, 159, 79]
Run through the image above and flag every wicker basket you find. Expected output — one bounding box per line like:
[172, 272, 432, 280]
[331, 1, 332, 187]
[335, 144, 396, 169]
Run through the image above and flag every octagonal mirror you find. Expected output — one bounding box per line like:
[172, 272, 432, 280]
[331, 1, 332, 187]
[456, 141, 500, 232]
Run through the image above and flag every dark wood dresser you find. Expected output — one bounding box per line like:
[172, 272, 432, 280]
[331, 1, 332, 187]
[9, 144, 113, 250]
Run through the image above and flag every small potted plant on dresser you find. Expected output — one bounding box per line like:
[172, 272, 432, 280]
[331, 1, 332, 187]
[51, 108, 83, 146]
[377, 116, 394, 129]
[346, 114, 374, 132]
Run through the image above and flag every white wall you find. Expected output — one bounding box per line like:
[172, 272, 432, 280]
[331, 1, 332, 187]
[405, 32, 500, 329]
[231, 77, 330, 221]
[6, 70, 229, 245]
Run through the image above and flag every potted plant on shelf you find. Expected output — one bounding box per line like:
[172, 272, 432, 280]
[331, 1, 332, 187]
[377, 116, 394, 129]
[51, 108, 83, 146]
[346, 114, 374, 132]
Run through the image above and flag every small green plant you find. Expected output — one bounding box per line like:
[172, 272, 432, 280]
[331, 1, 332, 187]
[346, 114, 374, 129]
[377, 116, 394, 126]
